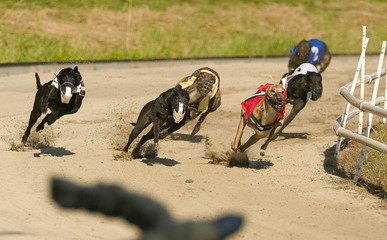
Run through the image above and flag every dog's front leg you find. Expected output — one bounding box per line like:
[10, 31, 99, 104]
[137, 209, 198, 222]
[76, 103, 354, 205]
[231, 110, 246, 152]
[41, 86, 58, 113]
[57, 95, 84, 118]
[259, 120, 283, 156]
[274, 98, 306, 138]
[191, 90, 221, 136]
[152, 115, 161, 144]
[159, 117, 188, 139]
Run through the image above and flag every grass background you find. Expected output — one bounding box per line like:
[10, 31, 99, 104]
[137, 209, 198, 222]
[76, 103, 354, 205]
[0, 0, 387, 62]
[0, 0, 386, 193]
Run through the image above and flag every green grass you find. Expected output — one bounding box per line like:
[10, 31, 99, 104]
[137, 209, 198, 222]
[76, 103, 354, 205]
[0, 0, 386, 63]
[364, 124, 387, 188]
[339, 122, 387, 195]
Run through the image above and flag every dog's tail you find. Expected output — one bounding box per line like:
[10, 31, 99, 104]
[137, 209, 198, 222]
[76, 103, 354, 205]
[35, 72, 42, 90]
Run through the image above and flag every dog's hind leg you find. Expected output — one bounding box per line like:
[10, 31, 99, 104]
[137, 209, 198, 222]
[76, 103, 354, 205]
[123, 102, 153, 152]
[35, 114, 51, 132]
[259, 120, 282, 156]
[239, 133, 261, 153]
[22, 110, 42, 144]
[123, 121, 151, 152]
[131, 129, 155, 158]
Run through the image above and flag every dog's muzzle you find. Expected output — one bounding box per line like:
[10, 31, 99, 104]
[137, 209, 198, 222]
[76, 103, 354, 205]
[60, 82, 75, 104]
[268, 93, 286, 112]
[173, 102, 186, 123]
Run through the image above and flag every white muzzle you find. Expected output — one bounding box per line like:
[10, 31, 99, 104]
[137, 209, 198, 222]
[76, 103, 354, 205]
[60, 86, 73, 104]
[173, 102, 185, 123]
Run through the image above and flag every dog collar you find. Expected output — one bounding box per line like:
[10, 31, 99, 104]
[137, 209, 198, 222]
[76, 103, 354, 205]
[51, 77, 85, 96]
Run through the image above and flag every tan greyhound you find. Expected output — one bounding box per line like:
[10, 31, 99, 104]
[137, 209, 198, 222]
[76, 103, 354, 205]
[231, 83, 286, 156]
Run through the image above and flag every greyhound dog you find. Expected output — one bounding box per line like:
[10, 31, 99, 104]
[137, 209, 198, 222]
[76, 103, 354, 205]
[51, 177, 243, 240]
[259, 63, 323, 153]
[231, 83, 287, 156]
[123, 85, 189, 156]
[288, 39, 331, 73]
[21, 66, 85, 144]
[176, 67, 221, 136]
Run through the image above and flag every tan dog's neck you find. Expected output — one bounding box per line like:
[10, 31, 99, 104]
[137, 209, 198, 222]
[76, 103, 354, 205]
[250, 84, 283, 126]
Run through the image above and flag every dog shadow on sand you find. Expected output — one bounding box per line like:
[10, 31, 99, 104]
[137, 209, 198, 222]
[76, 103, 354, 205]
[114, 143, 180, 167]
[33, 146, 75, 158]
[170, 133, 203, 143]
[8, 137, 74, 158]
[276, 132, 310, 141]
[141, 157, 180, 167]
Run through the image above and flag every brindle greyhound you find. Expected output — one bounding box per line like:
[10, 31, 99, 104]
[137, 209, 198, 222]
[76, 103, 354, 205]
[176, 67, 221, 136]
[288, 39, 331, 73]
[21, 66, 85, 144]
[231, 83, 286, 156]
[153, 67, 221, 139]
[123, 85, 189, 155]
[51, 177, 243, 240]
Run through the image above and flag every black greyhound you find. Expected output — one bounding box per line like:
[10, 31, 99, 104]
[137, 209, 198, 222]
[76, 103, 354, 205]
[288, 39, 331, 73]
[51, 177, 243, 240]
[21, 66, 85, 144]
[260, 63, 323, 152]
[123, 85, 189, 155]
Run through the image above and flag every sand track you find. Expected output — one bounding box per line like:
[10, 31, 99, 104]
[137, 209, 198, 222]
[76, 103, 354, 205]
[0, 56, 386, 240]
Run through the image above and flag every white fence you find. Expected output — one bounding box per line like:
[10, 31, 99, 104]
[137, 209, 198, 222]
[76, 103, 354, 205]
[334, 26, 387, 184]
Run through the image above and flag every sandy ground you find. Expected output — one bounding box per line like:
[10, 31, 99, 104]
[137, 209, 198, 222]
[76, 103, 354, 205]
[0, 56, 386, 240]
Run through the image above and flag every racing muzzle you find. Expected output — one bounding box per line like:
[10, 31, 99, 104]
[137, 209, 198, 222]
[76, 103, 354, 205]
[60, 82, 75, 104]
[173, 102, 186, 123]
[268, 93, 286, 112]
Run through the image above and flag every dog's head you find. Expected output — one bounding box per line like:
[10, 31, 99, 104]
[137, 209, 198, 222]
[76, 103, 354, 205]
[306, 72, 322, 101]
[193, 70, 216, 97]
[288, 39, 312, 72]
[56, 66, 82, 104]
[171, 85, 190, 123]
[265, 84, 287, 112]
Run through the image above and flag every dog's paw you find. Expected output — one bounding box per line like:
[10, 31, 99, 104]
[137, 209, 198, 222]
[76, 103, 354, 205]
[131, 147, 142, 159]
[36, 124, 44, 132]
[259, 149, 266, 156]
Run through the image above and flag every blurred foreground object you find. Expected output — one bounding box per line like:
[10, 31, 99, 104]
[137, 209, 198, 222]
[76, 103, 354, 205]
[51, 177, 243, 240]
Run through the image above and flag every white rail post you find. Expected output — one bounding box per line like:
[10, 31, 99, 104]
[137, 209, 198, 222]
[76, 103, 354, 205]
[354, 40, 387, 184]
[334, 37, 369, 161]
[358, 26, 367, 133]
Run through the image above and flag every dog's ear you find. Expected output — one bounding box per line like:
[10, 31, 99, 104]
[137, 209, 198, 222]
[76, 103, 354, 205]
[74, 66, 79, 73]
[192, 69, 205, 78]
[175, 84, 183, 91]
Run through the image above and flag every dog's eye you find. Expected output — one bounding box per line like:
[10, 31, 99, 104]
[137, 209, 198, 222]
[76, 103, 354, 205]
[271, 89, 275, 92]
